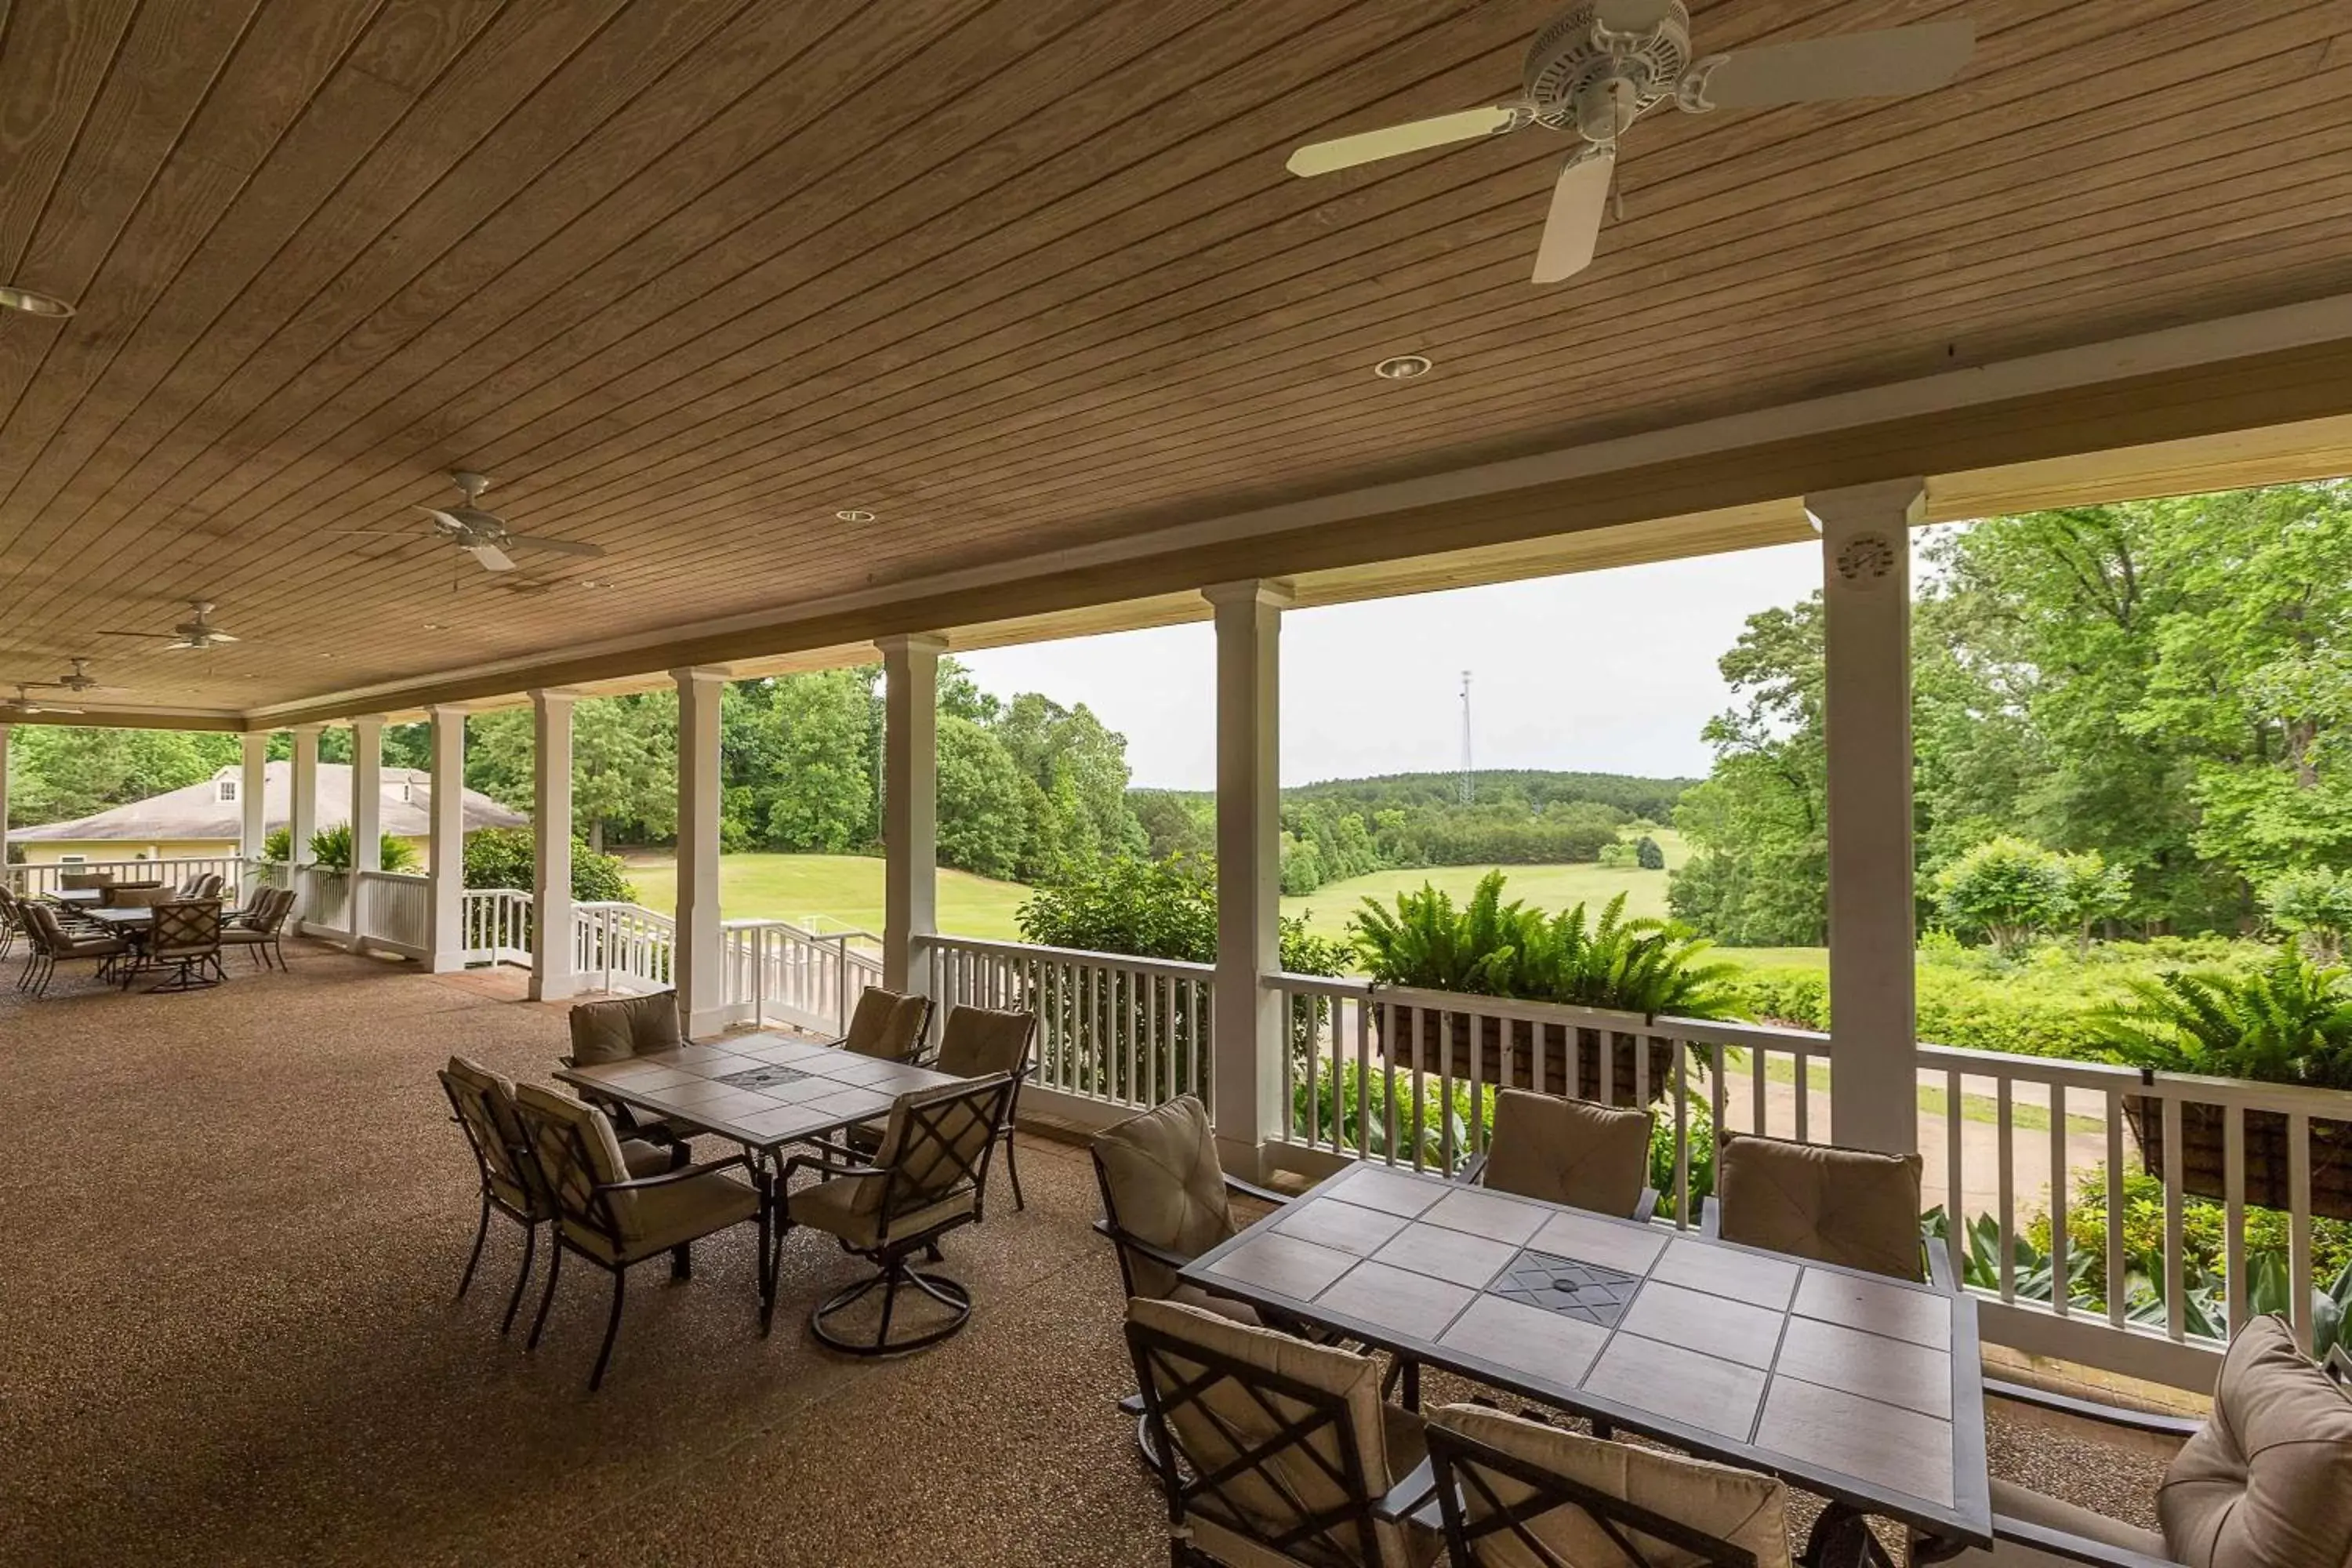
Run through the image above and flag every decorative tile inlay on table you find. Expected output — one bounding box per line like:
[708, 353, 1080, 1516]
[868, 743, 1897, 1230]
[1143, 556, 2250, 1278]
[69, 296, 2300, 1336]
[1792, 1268, 1954, 1350]
[1204, 1232, 1358, 1300]
[1316, 1260, 1478, 1341]
[1774, 1316, 1952, 1419]
[1621, 1279, 1784, 1369]
[713, 1063, 811, 1092]
[1484, 1249, 1642, 1327]
[1529, 1208, 1667, 1277]
[1756, 1376, 1956, 1508]
[1421, 1185, 1548, 1246]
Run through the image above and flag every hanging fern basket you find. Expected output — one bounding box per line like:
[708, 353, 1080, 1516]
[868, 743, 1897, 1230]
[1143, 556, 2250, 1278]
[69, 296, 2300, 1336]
[1370, 1004, 1674, 1109]
[2121, 1095, 2352, 1221]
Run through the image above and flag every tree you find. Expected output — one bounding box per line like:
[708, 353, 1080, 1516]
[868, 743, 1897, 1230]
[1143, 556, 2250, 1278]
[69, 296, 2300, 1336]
[934, 716, 1030, 880]
[2054, 850, 2132, 956]
[993, 692, 1145, 877]
[1635, 835, 1664, 871]
[756, 669, 877, 853]
[1131, 789, 1214, 859]
[1935, 837, 2071, 956]
[2266, 868, 2352, 964]
[7, 726, 238, 826]
[462, 826, 634, 902]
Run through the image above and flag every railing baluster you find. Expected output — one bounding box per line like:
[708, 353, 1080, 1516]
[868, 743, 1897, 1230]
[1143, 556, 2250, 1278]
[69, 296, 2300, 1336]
[1673, 1039, 1690, 1229]
[2161, 1094, 2186, 1342]
[2106, 1089, 2126, 1330]
[2224, 1104, 2247, 1336]
[1353, 995, 1370, 1163]
[2290, 1112, 2314, 1355]
[1944, 1067, 1964, 1283]
[2049, 1083, 2068, 1318]
[1997, 1076, 2016, 1303]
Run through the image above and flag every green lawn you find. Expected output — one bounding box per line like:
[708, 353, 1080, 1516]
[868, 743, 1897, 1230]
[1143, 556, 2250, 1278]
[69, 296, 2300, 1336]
[1279, 829, 1692, 938]
[620, 853, 1033, 942]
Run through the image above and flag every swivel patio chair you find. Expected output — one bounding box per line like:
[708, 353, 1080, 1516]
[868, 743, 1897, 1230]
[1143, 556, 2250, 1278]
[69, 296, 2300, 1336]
[136, 899, 225, 991]
[1424, 1401, 1794, 1568]
[220, 887, 296, 970]
[438, 1056, 681, 1335]
[511, 1083, 765, 1392]
[1702, 1131, 1953, 1290]
[564, 989, 692, 1146]
[848, 1004, 1038, 1206]
[1943, 1316, 2352, 1568]
[18, 902, 131, 996]
[830, 984, 934, 1062]
[1455, 1088, 1661, 1221]
[1125, 1294, 1439, 1568]
[781, 1071, 1017, 1356]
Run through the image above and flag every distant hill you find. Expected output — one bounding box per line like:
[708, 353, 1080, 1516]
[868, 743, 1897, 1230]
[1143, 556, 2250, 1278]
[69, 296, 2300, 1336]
[1280, 769, 1693, 821]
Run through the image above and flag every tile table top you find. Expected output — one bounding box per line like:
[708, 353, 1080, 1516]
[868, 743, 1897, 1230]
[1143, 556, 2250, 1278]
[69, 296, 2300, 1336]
[555, 1033, 961, 1152]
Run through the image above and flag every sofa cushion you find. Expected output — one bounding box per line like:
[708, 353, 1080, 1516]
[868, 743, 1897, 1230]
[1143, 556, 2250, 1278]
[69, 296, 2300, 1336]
[2160, 1314, 2352, 1567]
[1432, 1402, 1791, 1568]
[1716, 1132, 1926, 1283]
[1093, 1096, 1237, 1300]
[1479, 1089, 1654, 1217]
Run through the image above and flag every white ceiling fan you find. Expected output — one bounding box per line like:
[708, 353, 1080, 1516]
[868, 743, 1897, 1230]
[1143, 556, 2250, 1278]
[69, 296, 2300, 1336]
[0, 683, 82, 717]
[333, 472, 608, 574]
[1286, 1, 1973, 283]
[96, 600, 243, 651]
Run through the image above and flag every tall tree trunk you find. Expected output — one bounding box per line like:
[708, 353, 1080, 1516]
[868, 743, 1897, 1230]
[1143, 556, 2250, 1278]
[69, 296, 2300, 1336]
[590, 818, 604, 855]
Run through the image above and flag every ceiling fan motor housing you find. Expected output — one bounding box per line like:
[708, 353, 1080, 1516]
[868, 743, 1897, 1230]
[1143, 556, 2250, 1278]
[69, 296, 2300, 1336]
[1525, 0, 1691, 139]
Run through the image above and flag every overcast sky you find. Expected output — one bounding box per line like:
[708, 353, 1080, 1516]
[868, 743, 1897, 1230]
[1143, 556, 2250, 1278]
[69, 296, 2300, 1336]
[955, 539, 1828, 790]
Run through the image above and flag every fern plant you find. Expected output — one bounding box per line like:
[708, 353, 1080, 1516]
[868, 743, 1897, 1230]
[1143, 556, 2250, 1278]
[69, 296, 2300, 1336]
[1350, 871, 1523, 995]
[2090, 946, 2352, 1091]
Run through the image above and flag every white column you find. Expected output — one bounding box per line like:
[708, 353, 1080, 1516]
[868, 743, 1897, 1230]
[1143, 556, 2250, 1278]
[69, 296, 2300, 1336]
[0, 724, 10, 882]
[879, 634, 944, 996]
[531, 689, 578, 1001]
[238, 733, 267, 862]
[1812, 478, 1926, 1156]
[673, 667, 728, 1037]
[1207, 581, 1290, 1179]
[426, 706, 468, 973]
[288, 726, 322, 866]
[347, 716, 383, 952]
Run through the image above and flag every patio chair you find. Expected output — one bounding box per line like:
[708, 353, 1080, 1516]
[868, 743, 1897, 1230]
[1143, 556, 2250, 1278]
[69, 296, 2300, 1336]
[0, 887, 24, 960]
[780, 1071, 1017, 1356]
[510, 1083, 764, 1392]
[1125, 1294, 1439, 1568]
[564, 989, 691, 1146]
[437, 1056, 681, 1334]
[831, 984, 934, 1062]
[1456, 1089, 1661, 1221]
[849, 1004, 1038, 1206]
[18, 902, 131, 996]
[136, 899, 225, 992]
[1424, 1401, 1792, 1568]
[104, 885, 175, 909]
[1092, 1094, 1293, 1320]
[1701, 1131, 1952, 1290]
[1940, 1315, 2352, 1568]
[220, 887, 296, 970]
[57, 870, 115, 892]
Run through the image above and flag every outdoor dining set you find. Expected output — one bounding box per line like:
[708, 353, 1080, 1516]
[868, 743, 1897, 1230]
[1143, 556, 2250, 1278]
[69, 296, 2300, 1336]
[0, 870, 297, 996]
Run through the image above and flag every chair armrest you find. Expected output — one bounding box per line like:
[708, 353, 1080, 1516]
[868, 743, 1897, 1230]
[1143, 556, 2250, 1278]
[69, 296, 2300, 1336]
[1373, 1457, 1442, 1530]
[1993, 1513, 2187, 1568]
[779, 1151, 888, 1189]
[2328, 1345, 2351, 1385]
[1699, 1194, 1721, 1239]
[1092, 1218, 1199, 1276]
[592, 1152, 753, 1193]
[1222, 1174, 1291, 1209]
[1631, 1187, 1660, 1224]
[1453, 1152, 1490, 1188]
[1983, 1379, 2204, 1440]
[1924, 1233, 1958, 1294]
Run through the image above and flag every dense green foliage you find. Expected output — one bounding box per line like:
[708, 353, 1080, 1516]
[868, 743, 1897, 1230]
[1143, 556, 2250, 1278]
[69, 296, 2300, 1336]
[1673, 484, 2352, 946]
[5, 726, 239, 825]
[2089, 946, 2352, 1090]
[461, 826, 634, 904]
[1350, 870, 1737, 1018]
[2266, 867, 2352, 963]
[1014, 853, 1345, 977]
[302, 823, 421, 874]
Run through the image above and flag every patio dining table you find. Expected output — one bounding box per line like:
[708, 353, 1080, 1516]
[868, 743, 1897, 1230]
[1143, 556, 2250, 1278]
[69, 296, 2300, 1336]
[554, 1032, 965, 1330]
[1179, 1163, 1992, 1563]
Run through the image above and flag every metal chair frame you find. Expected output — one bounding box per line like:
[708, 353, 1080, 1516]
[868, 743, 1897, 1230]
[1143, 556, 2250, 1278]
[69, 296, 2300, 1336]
[908, 1005, 1039, 1210]
[221, 886, 296, 969]
[1425, 1420, 1762, 1568]
[16, 902, 130, 996]
[1126, 1310, 1435, 1568]
[441, 1070, 560, 1335]
[782, 1072, 1017, 1357]
[132, 898, 226, 992]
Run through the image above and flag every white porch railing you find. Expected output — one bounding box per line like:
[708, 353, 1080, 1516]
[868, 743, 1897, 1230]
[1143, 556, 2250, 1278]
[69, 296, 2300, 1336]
[1264, 971, 2352, 1392]
[922, 935, 1214, 1112]
[293, 866, 350, 933]
[5, 854, 256, 900]
[459, 887, 530, 966]
[572, 902, 675, 993]
[352, 869, 433, 959]
[720, 918, 883, 1035]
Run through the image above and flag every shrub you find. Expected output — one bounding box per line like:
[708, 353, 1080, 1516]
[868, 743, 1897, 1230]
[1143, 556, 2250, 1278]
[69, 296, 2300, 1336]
[461, 826, 635, 904]
[1635, 834, 1664, 871]
[2266, 867, 2352, 963]
[2089, 945, 2352, 1090]
[1597, 842, 1638, 869]
[1934, 836, 2071, 956]
[301, 822, 422, 873]
[1349, 871, 1523, 995]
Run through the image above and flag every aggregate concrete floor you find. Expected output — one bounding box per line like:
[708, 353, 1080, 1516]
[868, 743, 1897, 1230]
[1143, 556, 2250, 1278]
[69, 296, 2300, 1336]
[0, 942, 2175, 1566]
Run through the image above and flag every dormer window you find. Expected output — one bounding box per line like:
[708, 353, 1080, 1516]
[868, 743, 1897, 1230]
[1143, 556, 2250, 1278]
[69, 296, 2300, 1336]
[218, 778, 238, 804]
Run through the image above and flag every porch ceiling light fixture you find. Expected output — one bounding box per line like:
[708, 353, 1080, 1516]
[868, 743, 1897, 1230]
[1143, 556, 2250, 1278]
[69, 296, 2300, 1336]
[0, 284, 74, 318]
[1374, 354, 1433, 380]
[836, 508, 877, 524]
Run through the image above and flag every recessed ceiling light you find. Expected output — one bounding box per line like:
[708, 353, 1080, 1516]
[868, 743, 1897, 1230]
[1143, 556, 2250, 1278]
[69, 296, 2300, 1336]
[579, 578, 612, 589]
[836, 508, 877, 524]
[422, 622, 448, 630]
[1374, 354, 1432, 380]
[0, 284, 74, 318]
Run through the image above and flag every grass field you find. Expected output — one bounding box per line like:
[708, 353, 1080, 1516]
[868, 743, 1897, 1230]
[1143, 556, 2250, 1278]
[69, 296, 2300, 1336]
[620, 853, 1033, 941]
[1279, 829, 1690, 938]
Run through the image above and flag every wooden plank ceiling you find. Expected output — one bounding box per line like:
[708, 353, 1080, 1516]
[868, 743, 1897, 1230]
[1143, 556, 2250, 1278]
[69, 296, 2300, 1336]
[2, 0, 2350, 716]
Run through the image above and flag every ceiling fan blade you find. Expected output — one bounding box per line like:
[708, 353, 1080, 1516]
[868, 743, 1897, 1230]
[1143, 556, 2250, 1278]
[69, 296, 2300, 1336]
[1693, 20, 1973, 108]
[321, 529, 424, 538]
[466, 544, 517, 572]
[503, 534, 606, 558]
[93, 630, 182, 639]
[1287, 104, 1524, 176]
[1531, 149, 1614, 284]
[202, 630, 241, 644]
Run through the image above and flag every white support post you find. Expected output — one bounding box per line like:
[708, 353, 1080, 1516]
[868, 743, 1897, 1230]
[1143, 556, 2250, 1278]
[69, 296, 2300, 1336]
[673, 667, 728, 1037]
[238, 733, 267, 866]
[0, 724, 10, 885]
[879, 634, 945, 996]
[346, 717, 384, 952]
[426, 706, 468, 973]
[289, 726, 322, 866]
[1812, 478, 1926, 1156]
[1207, 581, 1291, 1180]
[531, 690, 578, 1001]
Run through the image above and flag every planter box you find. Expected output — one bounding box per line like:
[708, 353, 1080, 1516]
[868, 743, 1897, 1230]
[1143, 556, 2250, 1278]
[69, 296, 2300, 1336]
[2122, 1094, 2352, 1221]
[1371, 1004, 1674, 1109]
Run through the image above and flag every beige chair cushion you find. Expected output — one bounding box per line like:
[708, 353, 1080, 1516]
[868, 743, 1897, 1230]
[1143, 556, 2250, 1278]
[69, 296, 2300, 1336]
[795, 1075, 1008, 1247]
[2160, 1314, 2352, 1567]
[1479, 1090, 1653, 1217]
[1430, 1403, 1792, 1568]
[1991, 1478, 2169, 1563]
[1094, 1095, 1236, 1300]
[567, 990, 682, 1065]
[787, 1179, 971, 1251]
[445, 1056, 539, 1212]
[1716, 1133, 1926, 1283]
[842, 986, 930, 1060]
[935, 1005, 1035, 1079]
[514, 1082, 753, 1263]
[1129, 1296, 1430, 1568]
